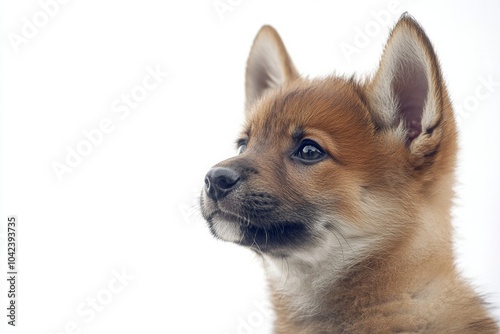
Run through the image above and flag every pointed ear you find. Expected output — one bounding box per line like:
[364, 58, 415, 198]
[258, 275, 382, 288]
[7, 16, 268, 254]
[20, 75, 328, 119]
[245, 25, 299, 110]
[368, 15, 456, 166]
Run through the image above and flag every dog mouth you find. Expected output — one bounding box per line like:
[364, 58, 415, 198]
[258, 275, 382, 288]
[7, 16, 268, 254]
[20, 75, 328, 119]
[205, 208, 309, 254]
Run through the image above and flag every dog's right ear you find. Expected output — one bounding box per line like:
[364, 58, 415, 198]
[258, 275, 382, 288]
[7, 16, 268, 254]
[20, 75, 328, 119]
[245, 25, 299, 111]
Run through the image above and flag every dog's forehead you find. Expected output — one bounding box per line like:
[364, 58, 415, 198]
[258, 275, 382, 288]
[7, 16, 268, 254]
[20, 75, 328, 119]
[246, 78, 371, 140]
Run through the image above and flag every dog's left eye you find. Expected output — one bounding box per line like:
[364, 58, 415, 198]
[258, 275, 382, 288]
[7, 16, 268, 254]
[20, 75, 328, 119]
[294, 140, 326, 163]
[237, 140, 247, 155]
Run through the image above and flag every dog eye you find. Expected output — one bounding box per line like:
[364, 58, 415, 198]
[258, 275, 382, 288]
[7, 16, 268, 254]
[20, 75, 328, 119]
[294, 140, 325, 163]
[237, 141, 247, 155]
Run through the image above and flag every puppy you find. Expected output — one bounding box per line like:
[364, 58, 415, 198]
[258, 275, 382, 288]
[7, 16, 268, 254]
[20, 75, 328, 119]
[200, 14, 499, 333]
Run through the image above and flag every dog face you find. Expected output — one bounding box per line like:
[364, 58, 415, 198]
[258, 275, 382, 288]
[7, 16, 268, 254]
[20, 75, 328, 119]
[201, 16, 457, 259]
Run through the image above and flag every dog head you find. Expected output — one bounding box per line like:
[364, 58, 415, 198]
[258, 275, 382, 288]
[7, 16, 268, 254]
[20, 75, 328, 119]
[200, 15, 457, 259]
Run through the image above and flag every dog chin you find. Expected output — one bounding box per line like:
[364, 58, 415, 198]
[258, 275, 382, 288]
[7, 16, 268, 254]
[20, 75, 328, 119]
[209, 216, 243, 243]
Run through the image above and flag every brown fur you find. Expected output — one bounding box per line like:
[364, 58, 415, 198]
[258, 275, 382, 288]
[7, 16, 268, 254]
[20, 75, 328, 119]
[201, 14, 499, 333]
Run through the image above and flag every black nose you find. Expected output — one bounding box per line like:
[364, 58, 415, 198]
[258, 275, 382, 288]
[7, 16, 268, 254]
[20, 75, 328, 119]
[204, 167, 240, 200]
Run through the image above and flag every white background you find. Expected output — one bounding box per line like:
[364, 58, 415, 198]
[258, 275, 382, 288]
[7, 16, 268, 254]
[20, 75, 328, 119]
[1, 0, 499, 333]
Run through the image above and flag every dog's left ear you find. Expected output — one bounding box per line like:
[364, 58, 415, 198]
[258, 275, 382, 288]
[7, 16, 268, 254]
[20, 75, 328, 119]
[368, 14, 456, 167]
[245, 25, 299, 111]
